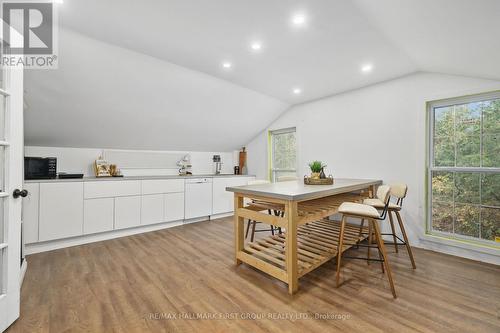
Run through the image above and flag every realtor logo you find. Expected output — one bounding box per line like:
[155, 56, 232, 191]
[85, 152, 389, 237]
[1, 1, 58, 69]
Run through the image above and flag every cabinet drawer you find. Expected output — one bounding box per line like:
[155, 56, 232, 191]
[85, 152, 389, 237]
[141, 179, 185, 195]
[84, 198, 114, 235]
[84, 180, 141, 199]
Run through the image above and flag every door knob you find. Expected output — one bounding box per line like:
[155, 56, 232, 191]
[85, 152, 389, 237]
[13, 189, 28, 198]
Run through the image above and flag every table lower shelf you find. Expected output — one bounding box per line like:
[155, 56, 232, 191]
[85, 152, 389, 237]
[241, 219, 368, 279]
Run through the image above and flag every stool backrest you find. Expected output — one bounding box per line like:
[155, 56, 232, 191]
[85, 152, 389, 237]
[390, 183, 408, 206]
[376, 185, 391, 220]
[376, 185, 391, 203]
[390, 183, 408, 198]
[248, 179, 270, 185]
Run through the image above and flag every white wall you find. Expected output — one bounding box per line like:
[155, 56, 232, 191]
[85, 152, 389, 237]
[24, 28, 289, 152]
[246, 72, 500, 264]
[24, 146, 238, 177]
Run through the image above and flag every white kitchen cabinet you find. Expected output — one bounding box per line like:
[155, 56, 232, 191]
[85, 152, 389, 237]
[84, 198, 114, 235]
[84, 180, 141, 199]
[141, 194, 164, 225]
[25, 176, 253, 250]
[142, 179, 184, 195]
[165, 192, 184, 222]
[185, 178, 212, 219]
[212, 176, 254, 215]
[39, 182, 84, 242]
[114, 196, 141, 229]
[22, 183, 40, 244]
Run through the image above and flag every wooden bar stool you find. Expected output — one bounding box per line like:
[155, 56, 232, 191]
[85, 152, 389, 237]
[245, 176, 295, 239]
[244, 180, 284, 241]
[363, 183, 416, 269]
[337, 185, 397, 298]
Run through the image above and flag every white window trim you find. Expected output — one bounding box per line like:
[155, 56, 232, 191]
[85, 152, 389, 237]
[427, 91, 500, 248]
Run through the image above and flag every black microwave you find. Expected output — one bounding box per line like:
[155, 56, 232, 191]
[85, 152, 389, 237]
[24, 157, 57, 179]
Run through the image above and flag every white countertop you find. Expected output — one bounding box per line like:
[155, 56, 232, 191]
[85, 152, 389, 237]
[226, 178, 382, 201]
[25, 174, 254, 183]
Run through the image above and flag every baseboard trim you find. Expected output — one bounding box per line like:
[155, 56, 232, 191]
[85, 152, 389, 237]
[417, 235, 500, 265]
[26, 220, 184, 255]
[25, 212, 237, 255]
[183, 216, 210, 224]
[210, 212, 234, 219]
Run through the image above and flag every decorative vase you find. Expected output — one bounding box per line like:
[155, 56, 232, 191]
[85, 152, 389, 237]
[311, 172, 320, 179]
[319, 167, 326, 179]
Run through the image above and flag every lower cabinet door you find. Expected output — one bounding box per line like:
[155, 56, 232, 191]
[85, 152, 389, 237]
[84, 198, 114, 235]
[212, 178, 231, 215]
[39, 182, 84, 241]
[212, 177, 255, 215]
[141, 194, 165, 225]
[165, 192, 185, 222]
[22, 183, 40, 244]
[114, 196, 141, 229]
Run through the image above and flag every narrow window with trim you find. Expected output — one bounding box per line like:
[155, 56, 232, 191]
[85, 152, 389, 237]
[270, 127, 297, 182]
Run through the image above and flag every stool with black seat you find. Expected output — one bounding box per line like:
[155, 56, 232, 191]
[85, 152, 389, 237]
[336, 185, 397, 298]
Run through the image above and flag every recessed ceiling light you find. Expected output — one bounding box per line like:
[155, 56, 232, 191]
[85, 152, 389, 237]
[361, 64, 373, 73]
[293, 88, 302, 95]
[250, 42, 262, 51]
[291, 14, 306, 26]
[222, 62, 232, 69]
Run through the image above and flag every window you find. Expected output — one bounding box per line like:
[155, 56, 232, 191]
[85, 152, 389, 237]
[270, 127, 297, 182]
[428, 92, 500, 246]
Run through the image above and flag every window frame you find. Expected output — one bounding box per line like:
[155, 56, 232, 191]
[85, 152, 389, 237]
[427, 91, 500, 247]
[269, 127, 297, 182]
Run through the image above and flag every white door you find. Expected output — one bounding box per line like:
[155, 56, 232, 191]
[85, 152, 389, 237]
[0, 64, 24, 331]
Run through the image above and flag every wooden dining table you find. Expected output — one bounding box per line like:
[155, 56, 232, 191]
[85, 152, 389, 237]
[226, 178, 382, 294]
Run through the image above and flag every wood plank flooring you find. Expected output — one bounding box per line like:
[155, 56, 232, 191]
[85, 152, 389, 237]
[7, 217, 500, 333]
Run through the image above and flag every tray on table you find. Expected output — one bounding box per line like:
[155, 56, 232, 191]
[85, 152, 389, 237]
[304, 176, 334, 185]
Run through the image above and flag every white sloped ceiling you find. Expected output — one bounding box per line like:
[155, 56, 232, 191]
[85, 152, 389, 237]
[24, 0, 500, 151]
[24, 28, 288, 151]
[353, 0, 500, 81]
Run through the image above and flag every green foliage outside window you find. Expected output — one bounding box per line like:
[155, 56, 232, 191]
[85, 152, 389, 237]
[431, 98, 500, 243]
[271, 129, 297, 181]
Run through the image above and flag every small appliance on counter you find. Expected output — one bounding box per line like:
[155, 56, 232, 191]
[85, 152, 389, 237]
[213, 155, 222, 175]
[177, 154, 192, 176]
[58, 173, 84, 179]
[24, 157, 57, 179]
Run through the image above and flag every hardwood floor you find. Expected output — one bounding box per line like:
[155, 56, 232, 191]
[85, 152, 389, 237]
[8, 217, 500, 333]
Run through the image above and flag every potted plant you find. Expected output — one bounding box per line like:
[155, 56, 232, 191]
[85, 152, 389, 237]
[308, 161, 326, 180]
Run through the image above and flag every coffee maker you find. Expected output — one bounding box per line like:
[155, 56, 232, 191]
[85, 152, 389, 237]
[213, 155, 222, 175]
